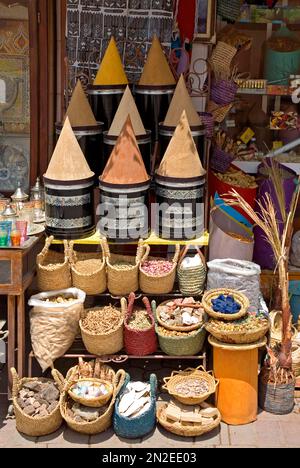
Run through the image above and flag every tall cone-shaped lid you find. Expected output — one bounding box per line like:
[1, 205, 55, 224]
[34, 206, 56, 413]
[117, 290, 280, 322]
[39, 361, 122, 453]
[157, 110, 206, 179]
[164, 75, 202, 127]
[45, 117, 95, 181]
[101, 115, 149, 185]
[139, 35, 176, 87]
[64, 80, 98, 127]
[93, 37, 128, 86]
[108, 86, 146, 137]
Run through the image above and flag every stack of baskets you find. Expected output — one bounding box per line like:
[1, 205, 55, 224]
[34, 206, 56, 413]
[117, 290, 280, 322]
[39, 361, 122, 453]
[157, 366, 221, 437]
[139, 244, 180, 294]
[153, 300, 206, 356]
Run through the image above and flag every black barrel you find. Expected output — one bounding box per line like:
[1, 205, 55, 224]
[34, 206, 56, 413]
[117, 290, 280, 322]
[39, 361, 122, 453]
[87, 85, 126, 131]
[159, 123, 206, 165]
[44, 177, 96, 240]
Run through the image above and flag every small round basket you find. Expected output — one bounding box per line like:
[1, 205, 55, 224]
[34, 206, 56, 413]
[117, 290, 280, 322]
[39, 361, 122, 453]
[68, 378, 114, 408]
[162, 366, 219, 406]
[202, 289, 249, 321]
[157, 403, 221, 438]
[205, 320, 270, 345]
[156, 300, 204, 333]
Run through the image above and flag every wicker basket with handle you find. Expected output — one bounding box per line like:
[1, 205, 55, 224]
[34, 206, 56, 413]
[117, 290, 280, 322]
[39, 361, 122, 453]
[37, 236, 71, 291]
[67, 378, 114, 408]
[10, 367, 62, 437]
[139, 244, 180, 295]
[177, 246, 207, 297]
[103, 238, 144, 296]
[52, 368, 126, 435]
[69, 240, 107, 295]
[202, 289, 249, 321]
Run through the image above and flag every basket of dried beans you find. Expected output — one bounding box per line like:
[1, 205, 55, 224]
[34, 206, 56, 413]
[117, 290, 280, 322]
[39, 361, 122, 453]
[123, 293, 157, 356]
[163, 366, 219, 406]
[79, 304, 124, 355]
[139, 244, 180, 294]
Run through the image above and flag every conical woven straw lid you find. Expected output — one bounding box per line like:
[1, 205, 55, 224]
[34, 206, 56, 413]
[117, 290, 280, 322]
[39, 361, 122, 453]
[45, 117, 95, 181]
[101, 115, 149, 185]
[164, 75, 202, 127]
[93, 37, 128, 86]
[139, 35, 176, 87]
[64, 80, 97, 127]
[157, 111, 206, 179]
[108, 86, 146, 136]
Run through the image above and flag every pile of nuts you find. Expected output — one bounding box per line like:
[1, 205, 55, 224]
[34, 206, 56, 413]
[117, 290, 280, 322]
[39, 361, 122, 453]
[157, 326, 196, 337]
[141, 260, 174, 276]
[175, 378, 209, 397]
[42, 295, 76, 303]
[208, 314, 269, 333]
[81, 306, 122, 335]
[112, 261, 134, 270]
[127, 309, 152, 330]
[214, 169, 257, 189]
[17, 380, 60, 418]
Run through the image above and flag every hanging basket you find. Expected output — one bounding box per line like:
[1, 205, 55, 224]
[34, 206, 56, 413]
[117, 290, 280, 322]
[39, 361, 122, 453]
[37, 236, 71, 291]
[211, 80, 238, 107]
[177, 246, 207, 297]
[123, 294, 157, 356]
[139, 244, 180, 295]
[69, 240, 107, 295]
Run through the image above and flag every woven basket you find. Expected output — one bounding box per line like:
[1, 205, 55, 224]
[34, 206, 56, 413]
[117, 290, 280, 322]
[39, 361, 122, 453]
[157, 403, 221, 437]
[103, 238, 144, 296]
[113, 373, 157, 439]
[37, 236, 71, 291]
[211, 80, 238, 106]
[202, 289, 249, 321]
[292, 344, 300, 378]
[139, 244, 180, 295]
[52, 368, 126, 435]
[177, 246, 207, 297]
[69, 240, 107, 295]
[66, 358, 116, 384]
[123, 294, 157, 356]
[217, 0, 242, 22]
[210, 41, 238, 77]
[80, 306, 124, 356]
[210, 147, 235, 174]
[156, 300, 204, 333]
[259, 375, 295, 415]
[199, 112, 214, 138]
[10, 368, 62, 437]
[67, 378, 113, 408]
[205, 320, 270, 345]
[269, 310, 299, 347]
[163, 366, 219, 406]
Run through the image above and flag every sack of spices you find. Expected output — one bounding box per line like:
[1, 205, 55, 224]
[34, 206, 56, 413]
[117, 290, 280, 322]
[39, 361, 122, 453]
[37, 236, 71, 291]
[139, 244, 180, 294]
[103, 238, 144, 296]
[69, 240, 107, 295]
[123, 293, 157, 356]
[177, 246, 207, 296]
[29, 288, 86, 372]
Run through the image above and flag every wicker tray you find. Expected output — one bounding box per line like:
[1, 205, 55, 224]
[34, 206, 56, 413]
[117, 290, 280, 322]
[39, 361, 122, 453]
[205, 320, 270, 345]
[156, 300, 204, 333]
[202, 289, 249, 321]
[157, 403, 221, 437]
[162, 366, 219, 406]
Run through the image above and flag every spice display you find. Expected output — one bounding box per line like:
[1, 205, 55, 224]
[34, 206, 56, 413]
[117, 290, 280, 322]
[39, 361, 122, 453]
[270, 111, 298, 130]
[208, 314, 269, 333]
[211, 294, 241, 314]
[93, 36, 128, 86]
[64, 80, 97, 127]
[158, 298, 204, 328]
[81, 306, 122, 335]
[17, 380, 60, 418]
[118, 382, 151, 419]
[174, 377, 209, 397]
[127, 308, 152, 331]
[138, 35, 176, 87]
[164, 75, 202, 128]
[108, 86, 146, 137]
[141, 260, 174, 276]
[111, 261, 134, 270]
[214, 168, 257, 189]
[157, 326, 196, 337]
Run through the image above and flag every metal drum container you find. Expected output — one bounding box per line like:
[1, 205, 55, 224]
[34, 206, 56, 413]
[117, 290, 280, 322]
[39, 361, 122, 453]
[87, 85, 126, 131]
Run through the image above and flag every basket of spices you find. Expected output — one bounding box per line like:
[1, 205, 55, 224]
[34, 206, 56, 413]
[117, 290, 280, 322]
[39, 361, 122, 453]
[202, 289, 249, 321]
[80, 304, 124, 355]
[205, 313, 270, 345]
[157, 401, 221, 437]
[37, 236, 71, 291]
[10, 368, 62, 437]
[103, 239, 144, 296]
[139, 244, 180, 294]
[52, 368, 126, 435]
[152, 301, 206, 356]
[67, 379, 114, 408]
[113, 373, 157, 439]
[162, 366, 219, 406]
[123, 294, 157, 356]
[69, 240, 107, 295]
[177, 246, 207, 297]
[156, 298, 205, 332]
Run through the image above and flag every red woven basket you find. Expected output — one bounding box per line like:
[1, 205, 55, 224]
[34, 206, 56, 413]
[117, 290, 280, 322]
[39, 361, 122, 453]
[124, 293, 157, 357]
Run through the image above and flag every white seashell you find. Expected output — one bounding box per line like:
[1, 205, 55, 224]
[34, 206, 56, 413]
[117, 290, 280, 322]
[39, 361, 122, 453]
[119, 390, 135, 414]
[123, 397, 149, 418]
